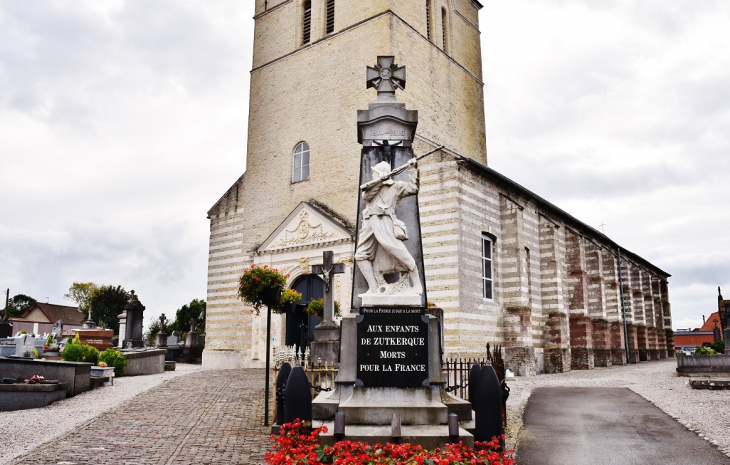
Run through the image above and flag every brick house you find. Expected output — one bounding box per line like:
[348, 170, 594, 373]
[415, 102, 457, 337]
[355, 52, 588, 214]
[10, 302, 84, 335]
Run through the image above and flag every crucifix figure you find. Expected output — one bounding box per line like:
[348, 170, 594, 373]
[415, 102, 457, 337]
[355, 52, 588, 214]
[311, 251, 345, 327]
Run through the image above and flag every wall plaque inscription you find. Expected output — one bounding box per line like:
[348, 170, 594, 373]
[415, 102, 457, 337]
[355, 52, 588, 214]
[356, 307, 429, 387]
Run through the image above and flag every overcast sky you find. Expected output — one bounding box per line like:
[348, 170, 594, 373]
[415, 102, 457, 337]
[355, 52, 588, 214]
[1, 1, 728, 332]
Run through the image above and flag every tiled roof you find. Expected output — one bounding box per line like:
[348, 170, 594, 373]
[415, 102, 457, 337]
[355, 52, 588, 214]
[21, 303, 84, 325]
[700, 312, 721, 332]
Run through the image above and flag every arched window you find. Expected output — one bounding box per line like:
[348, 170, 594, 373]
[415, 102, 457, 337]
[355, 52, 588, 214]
[292, 142, 310, 183]
[326, 0, 335, 34]
[482, 233, 493, 300]
[426, 1, 432, 41]
[441, 8, 448, 53]
[302, 1, 312, 45]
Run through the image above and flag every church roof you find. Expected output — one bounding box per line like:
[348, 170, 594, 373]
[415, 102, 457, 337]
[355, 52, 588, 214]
[207, 173, 245, 218]
[20, 302, 85, 325]
[457, 157, 671, 278]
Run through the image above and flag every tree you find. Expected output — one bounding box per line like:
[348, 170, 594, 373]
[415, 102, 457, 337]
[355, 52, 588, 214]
[170, 299, 206, 335]
[64, 282, 99, 314]
[88, 285, 130, 334]
[145, 318, 162, 342]
[4, 294, 37, 319]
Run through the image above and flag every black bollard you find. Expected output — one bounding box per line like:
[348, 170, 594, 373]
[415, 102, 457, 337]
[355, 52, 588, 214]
[284, 366, 312, 423]
[468, 363, 482, 412]
[275, 362, 292, 426]
[473, 362, 504, 449]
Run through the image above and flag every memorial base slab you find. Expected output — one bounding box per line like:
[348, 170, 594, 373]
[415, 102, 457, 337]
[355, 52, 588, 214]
[338, 386, 448, 425]
[317, 423, 474, 450]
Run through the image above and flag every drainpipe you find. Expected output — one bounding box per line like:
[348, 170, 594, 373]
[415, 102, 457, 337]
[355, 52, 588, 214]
[618, 247, 631, 364]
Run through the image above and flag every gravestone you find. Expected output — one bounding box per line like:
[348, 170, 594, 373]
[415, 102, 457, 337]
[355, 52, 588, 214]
[154, 314, 168, 348]
[122, 291, 145, 348]
[15, 335, 35, 358]
[117, 310, 127, 348]
[312, 57, 472, 448]
[311, 251, 345, 364]
[51, 320, 63, 339]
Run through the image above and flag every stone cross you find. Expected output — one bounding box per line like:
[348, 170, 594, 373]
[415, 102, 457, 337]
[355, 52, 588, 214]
[366, 56, 406, 103]
[159, 313, 167, 333]
[311, 251, 345, 325]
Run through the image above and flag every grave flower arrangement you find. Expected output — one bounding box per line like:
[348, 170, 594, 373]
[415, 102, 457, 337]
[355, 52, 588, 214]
[266, 420, 514, 465]
[304, 299, 341, 318]
[238, 265, 289, 315]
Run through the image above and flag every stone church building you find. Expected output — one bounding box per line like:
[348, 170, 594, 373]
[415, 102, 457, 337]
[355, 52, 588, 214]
[204, 0, 673, 375]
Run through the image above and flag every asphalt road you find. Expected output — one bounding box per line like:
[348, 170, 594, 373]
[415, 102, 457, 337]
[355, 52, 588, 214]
[518, 387, 728, 465]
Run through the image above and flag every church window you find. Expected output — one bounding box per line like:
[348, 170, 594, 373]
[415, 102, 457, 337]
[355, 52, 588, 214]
[326, 0, 335, 34]
[292, 142, 310, 183]
[302, 1, 312, 45]
[482, 234, 493, 300]
[441, 8, 448, 53]
[426, 1, 432, 41]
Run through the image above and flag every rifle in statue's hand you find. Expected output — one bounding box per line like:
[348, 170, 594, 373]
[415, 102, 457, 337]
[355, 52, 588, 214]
[360, 145, 444, 190]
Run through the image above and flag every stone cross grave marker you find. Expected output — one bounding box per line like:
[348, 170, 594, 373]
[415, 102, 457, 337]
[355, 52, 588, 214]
[311, 251, 345, 328]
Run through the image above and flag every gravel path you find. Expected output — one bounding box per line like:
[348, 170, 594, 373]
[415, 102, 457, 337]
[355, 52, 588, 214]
[505, 358, 730, 459]
[0, 364, 203, 465]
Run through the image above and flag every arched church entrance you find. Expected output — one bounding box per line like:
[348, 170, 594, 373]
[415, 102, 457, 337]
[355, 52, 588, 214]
[286, 274, 323, 355]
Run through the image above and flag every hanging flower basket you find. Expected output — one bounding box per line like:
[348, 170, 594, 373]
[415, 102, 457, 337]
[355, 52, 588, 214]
[239, 265, 289, 315]
[277, 289, 303, 314]
[304, 299, 341, 318]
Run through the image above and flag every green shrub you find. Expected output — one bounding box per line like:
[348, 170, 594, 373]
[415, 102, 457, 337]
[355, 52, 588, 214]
[62, 343, 99, 365]
[694, 345, 717, 355]
[98, 348, 129, 377]
[711, 340, 725, 354]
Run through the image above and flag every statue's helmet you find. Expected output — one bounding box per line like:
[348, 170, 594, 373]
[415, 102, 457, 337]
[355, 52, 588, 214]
[372, 161, 391, 178]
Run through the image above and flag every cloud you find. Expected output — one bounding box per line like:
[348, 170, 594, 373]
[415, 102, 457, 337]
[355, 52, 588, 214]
[0, 0, 727, 332]
[482, 0, 730, 328]
[0, 1, 254, 326]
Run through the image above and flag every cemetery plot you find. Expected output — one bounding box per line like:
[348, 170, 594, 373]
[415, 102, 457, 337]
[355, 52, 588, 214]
[356, 307, 428, 387]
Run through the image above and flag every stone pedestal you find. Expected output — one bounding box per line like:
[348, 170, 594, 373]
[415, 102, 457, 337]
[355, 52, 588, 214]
[312, 312, 465, 448]
[154, 332, 168, 348]
[311, 324, 339, 365]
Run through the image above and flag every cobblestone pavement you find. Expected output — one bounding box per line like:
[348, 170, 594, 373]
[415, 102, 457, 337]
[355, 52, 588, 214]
[11, 369, 273, 465]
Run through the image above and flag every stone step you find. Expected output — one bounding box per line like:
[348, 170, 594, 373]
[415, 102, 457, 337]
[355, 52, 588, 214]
[316, 422, 474, 449]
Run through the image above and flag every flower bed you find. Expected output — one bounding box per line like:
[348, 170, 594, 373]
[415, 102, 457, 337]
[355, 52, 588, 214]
[266, 420, 514, 465]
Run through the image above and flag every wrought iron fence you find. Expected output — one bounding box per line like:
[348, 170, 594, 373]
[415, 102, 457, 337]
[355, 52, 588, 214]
[442, 343, 508, 425]
[272, 359, 339, 420]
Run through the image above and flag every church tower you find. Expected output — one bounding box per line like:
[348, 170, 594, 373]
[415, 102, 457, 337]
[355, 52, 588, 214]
[204, 0, 486, 369]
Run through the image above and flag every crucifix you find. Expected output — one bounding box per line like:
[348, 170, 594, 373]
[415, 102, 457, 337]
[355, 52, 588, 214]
[311, 251, 345, 326]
